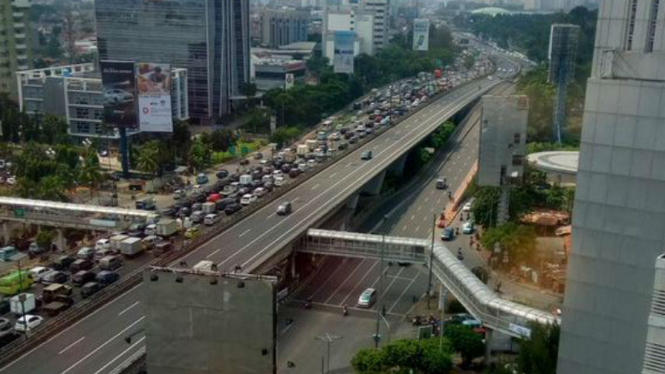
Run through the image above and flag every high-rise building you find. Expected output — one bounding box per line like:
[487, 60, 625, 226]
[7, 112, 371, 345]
[557, 1, 665, 374]
[358, 0, 388, 52]
[642, 254, 665, 374]
[260, 8, 309, 48]
[0, 0, 32, 99]
[95, 0, 250, 124]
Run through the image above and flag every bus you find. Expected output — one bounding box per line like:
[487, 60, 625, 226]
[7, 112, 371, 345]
[0, 270, 33, 296]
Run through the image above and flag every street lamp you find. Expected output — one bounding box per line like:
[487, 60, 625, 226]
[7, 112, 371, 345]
[315, 333, 342, 374]
[10, 253, 28, 338]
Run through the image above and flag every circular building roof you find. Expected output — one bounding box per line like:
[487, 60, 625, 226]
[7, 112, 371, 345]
[527, 151, 579, 175]
[471, 7, 513, 16]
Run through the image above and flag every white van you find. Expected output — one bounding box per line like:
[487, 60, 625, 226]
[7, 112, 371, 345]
[95, 239, 111, 251]
[274, 176, 285, 186]
[204, 213, 220, 226]
[192, 260, 216, 272]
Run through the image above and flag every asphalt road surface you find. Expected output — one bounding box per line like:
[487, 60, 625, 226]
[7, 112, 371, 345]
[0, 57, 516, 374]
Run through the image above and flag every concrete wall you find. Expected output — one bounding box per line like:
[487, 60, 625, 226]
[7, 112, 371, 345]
[144, 269, 276, 374]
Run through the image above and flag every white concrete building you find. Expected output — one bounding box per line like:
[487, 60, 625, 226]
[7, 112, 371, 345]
[557, 0, 665, 374]
[642, 254, 665, 374]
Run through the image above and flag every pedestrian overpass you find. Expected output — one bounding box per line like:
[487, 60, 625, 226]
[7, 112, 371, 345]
[0, 197, 158, 233]
[297, 229, 559, 339]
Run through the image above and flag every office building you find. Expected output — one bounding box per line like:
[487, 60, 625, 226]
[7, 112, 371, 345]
[642, 254, 665, 374]
[358, 0, 388, 53]
[557, 1, 665, 374]
[260, 8, 309, 48]
[252, 59, 306, 91]
[15, 63, 188, 139]
[95, 0, 250, 124]
[0, 0, 32, 99]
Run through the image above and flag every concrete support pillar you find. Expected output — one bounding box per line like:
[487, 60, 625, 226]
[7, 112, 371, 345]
[484, 328, 493, 363]
[291, 252, 296, 279]
[388, 154, 408, 176]
[345, 194, 360, 211]
[2, 222, 8, 244]
[438, 284, 446, 311]
[56, 229, 65, 252]
[361, 170, 387, 196]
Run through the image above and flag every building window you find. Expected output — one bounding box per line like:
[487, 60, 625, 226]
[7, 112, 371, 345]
[512, 155, 523, 166]
[626, 0, 639, 50]
[514, 132, 521, 144]
[75, 108, 90, 118]
[646, 0, 660, 52]
[75, 122, 91, 134]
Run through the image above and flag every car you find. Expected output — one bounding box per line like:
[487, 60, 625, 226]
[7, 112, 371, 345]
[0, 318, 12, 337]
[173, 189, 186, 200]
[277, 202, 292, 216]
[361, 151, 373, 160]
[462, 221, 475, 234]
[254, 152, 263, 160]
[253, 187, 267, 197]
[203, 213, 220, 226]
[72, 270, 97, 286]
[80, 282, 102, 299]
[144, 224, 157, 236]
[184, 226, 201, 239]
[216, 169, 229, 179]
[28, 242, 47, 256]
[52, 255, 76, 271]
[29, 266, 53, 282]
[95, 239, 111, 251]
[77, 246, 95, 260]
[224, 202, 243, 215]
[14, 315, 43, 333]
[196, 173, 209, 184]
[441, 227, 455, 241]
[70, 259, 94, 273]
[240, 194, 257, 205]
[436, 177, 446, 190]
[160, 208, 176, 218]
[96, 271, 120, 286]
[42, 271, 69, 284]
[94, 248, 115, 261]
[462, 201, 473, 212]
[349, 136, 359, 144]
[357, 288, 377, 308]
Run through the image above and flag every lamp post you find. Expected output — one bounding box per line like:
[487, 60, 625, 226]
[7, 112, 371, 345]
[315, 333, 342, 374]
[11, 253, 28, 338]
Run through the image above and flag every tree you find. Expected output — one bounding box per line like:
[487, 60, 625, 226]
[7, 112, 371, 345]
[481, 223, 537, 268]
[35, 230, 55, 251]
[517, 323, 560, 374]
[170, 120, 192, 164]
[189, 138, 211, 171]
[269, 126, 301, 148]
[351, 337, 453, 374]
[444, 325, 485, 368]
[351, 348, 384, 374]
[209, 129, 236, 152]
[136, 142, 159, 186]
[78, 150, 104, 198]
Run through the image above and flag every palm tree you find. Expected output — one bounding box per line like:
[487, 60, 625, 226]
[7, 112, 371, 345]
[137, 143, 159, 191]
[78, 151, 103, 199]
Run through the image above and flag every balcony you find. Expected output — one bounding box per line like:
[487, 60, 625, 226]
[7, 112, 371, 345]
[12, 12, 23, 18]
[13, 23, 24, 29]
[15, 43, 26, 50]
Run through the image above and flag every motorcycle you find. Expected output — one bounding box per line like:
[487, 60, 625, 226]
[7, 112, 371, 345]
[304, 298, 313, 309]
[343, 305, 348, 316]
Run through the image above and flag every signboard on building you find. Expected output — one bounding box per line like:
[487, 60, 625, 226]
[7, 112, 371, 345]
[333, 31, 355, 74]
[100, 61, 138, 128]
[413, 19, 430, 51]
[136, 62, 173, 132]
[284, 73, 295, 89]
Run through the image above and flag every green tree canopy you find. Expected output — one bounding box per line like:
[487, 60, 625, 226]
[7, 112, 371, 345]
[517, 323, 560, 374]
[444, 325, 485, 368]
[351, 337, 453, 374]
[481, 223, 537, 268]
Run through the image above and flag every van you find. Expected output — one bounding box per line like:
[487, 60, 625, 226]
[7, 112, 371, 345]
[99, 255, 123, 271]
[72, 271, 96, 287]
[204, 213, 220, 226]
[0, 247, 17, 262]
[141, 235, 161, 249]
[69, 259, 94, 273]
[192, 260, 216, 272]
[94, 248, 115, 261]
[95, 239, 111, 251]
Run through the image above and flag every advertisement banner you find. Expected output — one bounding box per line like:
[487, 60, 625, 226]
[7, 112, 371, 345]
[413, 19, 430, 51]
[136, 62, 173, 132]
[284, 73, 294, 89]
[333, 31, 355, 74]
[101, 61, 137, 128]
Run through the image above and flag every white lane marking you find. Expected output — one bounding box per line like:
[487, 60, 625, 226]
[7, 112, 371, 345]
[325, 259, 366, 305]
[424, 197, 429, 203]
[58, 337, 85, 355]
[329, 172, 338, 179]
[410, 214, 415, 221]
[92, 337, 145, 374]
[380, 267, 405, 297]
[59, 317, 145, 374]
[388, 272, 421, 313]
[293, 197, 300, 202]
[118, 301, 139, 317]
[239, 229, 251, 237]
[311, 184, 320, 190]
[0, 283, 142, 373]
[417, 206, 421, 212]
[415, 226, 420, 233]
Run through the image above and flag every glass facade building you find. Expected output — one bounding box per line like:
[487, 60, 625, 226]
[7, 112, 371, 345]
[95, 0, 250, 123]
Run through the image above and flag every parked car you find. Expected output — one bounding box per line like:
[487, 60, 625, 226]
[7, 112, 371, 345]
[95, 239, 111, 251]
[196, 173, 209, 184]
[28, 242, 47, 256]
[441, 227, 455, 241]
[240, 194, 257, 205]
[69, 259, 94, 273]
[357, 288, 377, 308]
[215, 169, 229, 179]
[462, 221, 475, 234]
[94, 248, 115, 261]
[52, 255, 75, 271]
[253, 187, 267, 197]
[462, 201, 473, 212]
[14, 314, 43, 333]
[99, 255, 123, 271]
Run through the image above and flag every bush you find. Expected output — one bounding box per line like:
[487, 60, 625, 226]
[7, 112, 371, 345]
[445, 325, 485, 368]
[351, 337, 453, 374]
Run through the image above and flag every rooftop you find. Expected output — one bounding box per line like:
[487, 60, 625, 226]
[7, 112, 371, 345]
[527, 151, 579, 175]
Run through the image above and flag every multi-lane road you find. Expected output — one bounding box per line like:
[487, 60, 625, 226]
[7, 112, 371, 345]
[1, 56, 517, 374]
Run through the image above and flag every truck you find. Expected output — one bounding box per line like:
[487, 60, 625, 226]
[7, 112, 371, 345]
[202, 202, 216, 214]
[110, 234, 129, 252]
[305, 139, 317, 151]
[10, 293, 36, 315]
[0, 271, 33, 295]
[42, 284, 73, 303]
[192, 260, 216, 272]
[155, 219, 179, 237]
[239, 174, 253, 186]
[120, 237, 143, 257]
[283, 150, 296, 163]
[297, 144, 308, 156]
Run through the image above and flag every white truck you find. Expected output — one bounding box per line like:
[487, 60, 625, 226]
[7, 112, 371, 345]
[297, 144, 308, 156]
[202, 202, 216, 214]
[155, 219, 178, 237]
[10, 293, 36, 315]
[305, 139, 318, 151]
[120, 237, 143, 257]
[110, 234, 129, 252]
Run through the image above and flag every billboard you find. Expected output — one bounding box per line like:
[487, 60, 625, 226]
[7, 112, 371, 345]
[136, 62, 173, 132]
[284, 73, 294, 89]
[548, 24, 579, 84]
[100, 61, 137, 128]
[333, 31, 355, 74]
[413, 19, 430, 51]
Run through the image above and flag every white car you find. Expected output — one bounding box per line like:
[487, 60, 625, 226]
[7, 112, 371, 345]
[462, 201, 473, 212]
[274, 176, 285, 186]
[240, 194, 257, 205]
[462, 221, 475, 234]
[77, 246, 95, 259]
[144, 224, 157, 236]
[95, 238, 111, 251]
[253, 187, 267, 197]
[357, 288, 377, 308]
[203, 213, 220, 226]
[29, 266, 53, 282]
[273, 170, 284, 178]
[15, 314, 43, 332]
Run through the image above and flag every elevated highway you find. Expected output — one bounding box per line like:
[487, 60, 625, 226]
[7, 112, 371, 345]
[1, 56, 519, 374]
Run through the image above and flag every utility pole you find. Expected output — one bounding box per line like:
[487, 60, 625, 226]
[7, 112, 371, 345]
[315, 333, 342, 374]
